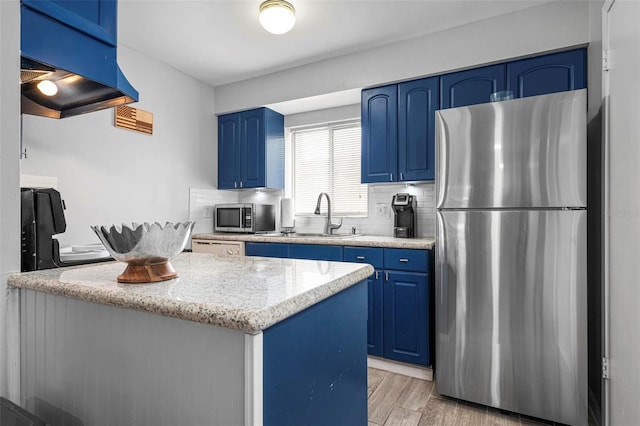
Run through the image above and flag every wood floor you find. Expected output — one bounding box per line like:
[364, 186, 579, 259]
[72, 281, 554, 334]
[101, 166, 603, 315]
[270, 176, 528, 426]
[367, 367, 557, 426]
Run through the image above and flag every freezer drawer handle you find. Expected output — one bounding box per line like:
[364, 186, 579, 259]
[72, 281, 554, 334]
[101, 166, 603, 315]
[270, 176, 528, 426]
[356, 256, 366, 260]
[399, 258, 409, 263]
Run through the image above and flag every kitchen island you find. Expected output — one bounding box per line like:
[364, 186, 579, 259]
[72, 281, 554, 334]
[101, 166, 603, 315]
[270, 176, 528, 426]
[8, 253, 373, 426]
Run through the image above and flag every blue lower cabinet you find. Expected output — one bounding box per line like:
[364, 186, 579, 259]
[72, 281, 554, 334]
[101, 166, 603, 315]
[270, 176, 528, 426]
[367, 270, 384, 357]
[263, 281, 368, 426]
[245, 242, 290, 258]
[289, 244, 343, 261]
[383, 271, 430, 366]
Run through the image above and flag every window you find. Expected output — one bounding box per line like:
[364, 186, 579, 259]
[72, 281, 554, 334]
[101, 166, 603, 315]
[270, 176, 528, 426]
[292, 121, 367, 216]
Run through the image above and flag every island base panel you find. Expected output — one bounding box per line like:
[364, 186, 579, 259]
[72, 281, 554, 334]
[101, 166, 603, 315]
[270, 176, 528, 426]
[263, 280, 368, 426]
[19, 290, 245, 426]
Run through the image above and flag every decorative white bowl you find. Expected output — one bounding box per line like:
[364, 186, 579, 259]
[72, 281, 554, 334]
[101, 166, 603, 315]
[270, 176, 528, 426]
[91, 222, 194, 283]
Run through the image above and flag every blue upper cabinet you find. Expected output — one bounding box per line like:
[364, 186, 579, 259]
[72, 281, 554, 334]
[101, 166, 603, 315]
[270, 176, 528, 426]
[361, 85, 398, 183]
[24, 0, 118, 46]
[362, 79, 438, 183]
[507, 48, 587, 98]
[398, 77, 438, 181]
[440, 64, 506, 109]
[240, 109, 266, 189]
[217, 113, 241, 190]
[217, 107, 284, 190]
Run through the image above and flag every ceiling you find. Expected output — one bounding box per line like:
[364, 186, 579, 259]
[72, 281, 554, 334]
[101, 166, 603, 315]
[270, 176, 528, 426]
[118, 0, 551, 89]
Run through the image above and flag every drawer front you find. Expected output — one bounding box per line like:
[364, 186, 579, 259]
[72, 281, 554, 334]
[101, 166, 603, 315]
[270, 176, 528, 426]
[245, 242, 290, 258]
[383, 248, 428, 272]
[290, 244, 342, 261]
[343, 247, 384, 269]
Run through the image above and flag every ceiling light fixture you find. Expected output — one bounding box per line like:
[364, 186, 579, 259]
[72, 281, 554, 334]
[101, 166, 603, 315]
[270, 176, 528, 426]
[36, 80, 58, 96]
[259, 0, 296, 35]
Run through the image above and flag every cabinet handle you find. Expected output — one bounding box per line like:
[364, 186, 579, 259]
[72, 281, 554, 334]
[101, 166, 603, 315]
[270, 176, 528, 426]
[234, 182, 238, 188]
[356, 256, 366, 260]
[375, 271, 379, 280]
[385, 272, 389, 281]
[390, 173, 393, 181]
[400, 172, 404, 180]
[399, 258, 409, 263]
[240, 181, 244, 188]
[227, 248, 233, 255]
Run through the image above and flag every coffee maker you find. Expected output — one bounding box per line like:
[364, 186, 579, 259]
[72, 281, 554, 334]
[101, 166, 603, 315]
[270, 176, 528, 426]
[392, 193, 416, 238]
[20, 188, 111, 271]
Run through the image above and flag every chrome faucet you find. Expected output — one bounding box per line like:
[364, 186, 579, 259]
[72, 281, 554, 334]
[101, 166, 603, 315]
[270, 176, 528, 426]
[314, 192, 343, 235]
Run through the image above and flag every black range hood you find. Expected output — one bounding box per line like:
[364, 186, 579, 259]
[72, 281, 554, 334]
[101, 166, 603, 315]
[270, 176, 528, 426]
[20, 0, 138, 119]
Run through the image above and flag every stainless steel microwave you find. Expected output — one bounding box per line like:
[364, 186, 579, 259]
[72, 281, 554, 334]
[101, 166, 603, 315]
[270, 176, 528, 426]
[214, 203, 276, 233]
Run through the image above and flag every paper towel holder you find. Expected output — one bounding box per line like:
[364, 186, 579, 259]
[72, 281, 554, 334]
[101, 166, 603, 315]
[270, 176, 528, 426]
[280, 198, 296, 234]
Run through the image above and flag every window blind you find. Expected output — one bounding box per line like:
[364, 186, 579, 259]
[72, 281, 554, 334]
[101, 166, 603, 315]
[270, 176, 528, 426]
[292, 122, 368, 216]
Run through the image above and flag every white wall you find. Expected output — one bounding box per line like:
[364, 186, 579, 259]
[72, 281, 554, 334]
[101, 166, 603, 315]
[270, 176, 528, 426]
[603, 1, 640, 424]
[283, 105, 435, 237]
[0, 0, 22, 402]
[21, 45, 217, 246]
[214, 0, 589, 114]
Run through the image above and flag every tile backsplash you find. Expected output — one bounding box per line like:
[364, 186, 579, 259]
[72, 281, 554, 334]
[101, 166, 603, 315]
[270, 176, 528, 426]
[189, 183, 436, 238]
[288, 183, 435, 237]
[188, 188, 237, 234]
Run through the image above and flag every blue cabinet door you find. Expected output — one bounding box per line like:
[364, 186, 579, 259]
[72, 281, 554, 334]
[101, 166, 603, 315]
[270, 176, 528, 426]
[507, 48, 586, 98]
[245, 242, 290, 258]
[290, 244, 343, 261]
[367, 270, 383, 357]
[383, 271, 429, 366]
[240, 108, 266, 189]
[398, 77, 438, 181]
[440, 64, 506, 109]
[218, 113, 241, 189]
[263, 108, 285, 190]
[361, 85, 398, 183]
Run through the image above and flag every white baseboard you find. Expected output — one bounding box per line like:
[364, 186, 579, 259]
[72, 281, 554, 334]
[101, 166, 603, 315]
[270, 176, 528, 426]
[367, 356, 433, 381]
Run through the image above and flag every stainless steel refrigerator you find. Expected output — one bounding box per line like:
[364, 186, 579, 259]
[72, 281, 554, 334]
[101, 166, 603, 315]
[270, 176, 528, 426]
[435, 89, 587, 426]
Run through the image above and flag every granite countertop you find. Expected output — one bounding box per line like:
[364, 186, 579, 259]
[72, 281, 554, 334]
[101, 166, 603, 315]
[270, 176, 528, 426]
[8, 253, 373, 335]
[192, 232, 436, 249]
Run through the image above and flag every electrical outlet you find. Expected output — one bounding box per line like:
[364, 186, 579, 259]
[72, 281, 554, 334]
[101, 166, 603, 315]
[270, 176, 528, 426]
[376, 204, 390, 218]
[204, 206, 212, 218]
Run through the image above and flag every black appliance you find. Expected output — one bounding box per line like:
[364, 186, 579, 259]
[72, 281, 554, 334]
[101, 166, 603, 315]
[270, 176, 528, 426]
[214, 203, 276, 233]
[21, 188, 111, 272]
[0, 397, 45, 426]
[392, 193, 416, 238]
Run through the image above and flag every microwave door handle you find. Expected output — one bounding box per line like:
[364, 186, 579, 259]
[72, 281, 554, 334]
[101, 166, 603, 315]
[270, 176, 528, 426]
[241, 207, 249, 229]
